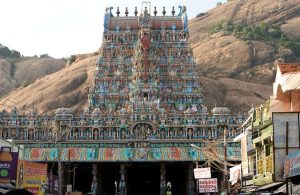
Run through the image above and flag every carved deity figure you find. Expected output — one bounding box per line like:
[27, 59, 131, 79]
[91, 177, 97, 195]
[93, 129, 99, 140]
[119, 175, 126, 195]
[28, 129, 34, 140]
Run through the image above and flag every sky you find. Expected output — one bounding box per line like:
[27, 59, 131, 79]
[0, 0, 227, 58]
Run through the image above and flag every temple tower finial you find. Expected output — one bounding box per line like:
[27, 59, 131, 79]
[116, 7, 120, 17]
[153, 7, 157, 16]
[134, 7, 138, 16]
[141, 1, 151, 16]
[162, 6, 166, 16]
[171, 6, 175, 16]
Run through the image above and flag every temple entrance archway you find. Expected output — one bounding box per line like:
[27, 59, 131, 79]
[126, 163, 160, 195]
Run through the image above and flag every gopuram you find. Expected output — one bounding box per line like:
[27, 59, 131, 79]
[0, 4, 244, 195]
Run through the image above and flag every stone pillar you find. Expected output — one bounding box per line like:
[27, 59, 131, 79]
[160, 163, 167, 195]
[119, 164, 126, 195]
[91, 163, 98, 195]
[187, 163, 195, 195]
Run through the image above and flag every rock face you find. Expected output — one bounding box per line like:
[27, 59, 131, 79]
[0, 55, 271, 114]
[189, 0, 300, 84]
[199, 76, 272, 113]
[0, 57, 66, 97]
[0, 55, 96, 114]
[0, 59, 18, 96]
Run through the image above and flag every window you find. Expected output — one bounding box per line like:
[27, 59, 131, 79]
[256, 146, 262, 160]
[265, 144, 272, 157]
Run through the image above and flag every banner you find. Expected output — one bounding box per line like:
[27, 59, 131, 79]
[22, 143, 241, 162]
[241, 135, 249, 176]
[284, 150, 300, 178]
[0, 149, 18, 183]
[230, 164, 241, 185]
[16, 160, 47, 195]
[194, 167, 211, 179]
[198, 178, 218, 193]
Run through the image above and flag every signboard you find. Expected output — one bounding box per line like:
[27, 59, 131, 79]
[284, 150, 300, 178]
[273, 112, 300, 181]
[230, 164, 241, 185]
[194, 167, 211, 179]
[198, 178, 218, 193]
[241, 135, 249, 176]
[67, 184, 72, 192]
[16, 160, 47, 195]
[0, 148, 18, 183]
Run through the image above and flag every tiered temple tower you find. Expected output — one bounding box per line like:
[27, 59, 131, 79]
[89, 5, 202, 116]
[0, 5, 244, 195]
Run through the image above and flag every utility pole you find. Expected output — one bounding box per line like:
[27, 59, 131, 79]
[224, 127, 229, 195]
[286, 122, 289, 195]
[207, 160, 211, 195]
[68, 149, 71, 188]
[58, 142, 63, 195]
[57, 121, 63, 195]
[195, 161, 199, 195]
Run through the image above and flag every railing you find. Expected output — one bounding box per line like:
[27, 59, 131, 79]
[1, 126, 241, 142]
[0, 113, 244, 142]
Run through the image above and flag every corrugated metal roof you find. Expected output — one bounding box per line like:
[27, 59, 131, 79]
[274, 182, 300, 194]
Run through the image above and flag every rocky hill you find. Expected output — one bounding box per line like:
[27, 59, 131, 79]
[189, 0, 300, 85]
[0, 51, 66, 97]
[0, 54, 271, 114]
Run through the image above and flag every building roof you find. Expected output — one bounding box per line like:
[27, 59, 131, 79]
[278, 63, 300, 75]
[274, 182, 300, 194]
[273, 62, 300, 99]
[255, 182, 284, 191]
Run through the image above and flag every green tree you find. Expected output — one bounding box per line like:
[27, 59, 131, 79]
[69, 55, 76, 64]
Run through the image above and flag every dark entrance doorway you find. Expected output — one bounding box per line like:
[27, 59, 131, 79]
[166, 162, 189, 195]
[100, 163, 119, 195]
[127, 163, 160, 195]
[75, 163, 93, 193]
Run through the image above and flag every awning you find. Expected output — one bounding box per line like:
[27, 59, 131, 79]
[274, 182, 300, 194]
[0, 183, 15, 194]
[256, 182, 284, 191]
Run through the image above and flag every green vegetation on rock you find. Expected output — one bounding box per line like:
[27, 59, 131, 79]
[209, 21, 300, 56]
[69, 55, 76, 64]
[0, 44, 21, 58]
